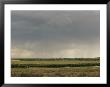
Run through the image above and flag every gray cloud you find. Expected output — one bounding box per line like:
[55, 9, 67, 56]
[11, 10, 100, 58]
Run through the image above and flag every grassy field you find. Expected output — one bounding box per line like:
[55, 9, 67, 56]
[11, 58, 100, 77]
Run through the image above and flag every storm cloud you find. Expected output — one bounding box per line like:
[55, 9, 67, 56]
[11, 10, 100, 58]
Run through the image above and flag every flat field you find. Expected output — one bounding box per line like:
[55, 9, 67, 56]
[11, 58, 100, 77]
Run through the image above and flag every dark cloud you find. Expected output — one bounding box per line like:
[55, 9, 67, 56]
[11, 10, 100, 58]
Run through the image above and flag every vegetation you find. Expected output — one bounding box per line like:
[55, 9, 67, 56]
[11, 58, 100, 77]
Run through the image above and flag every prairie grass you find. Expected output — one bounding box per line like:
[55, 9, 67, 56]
[11, 58, 100, 77]
[11, 67, 100, 77]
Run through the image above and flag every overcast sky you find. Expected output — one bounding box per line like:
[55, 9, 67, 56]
[11, 10, 100, 58]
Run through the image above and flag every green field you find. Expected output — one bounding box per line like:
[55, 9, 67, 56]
[11, 58, 100, 77]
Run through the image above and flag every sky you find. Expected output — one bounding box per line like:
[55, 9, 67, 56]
[11, 10, 100, 58]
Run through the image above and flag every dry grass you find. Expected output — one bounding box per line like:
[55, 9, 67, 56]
[11, 67, 100, 77]
[11, 58, 100, 77]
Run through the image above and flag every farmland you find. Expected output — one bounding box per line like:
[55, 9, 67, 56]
[11, 58, 100, 77]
